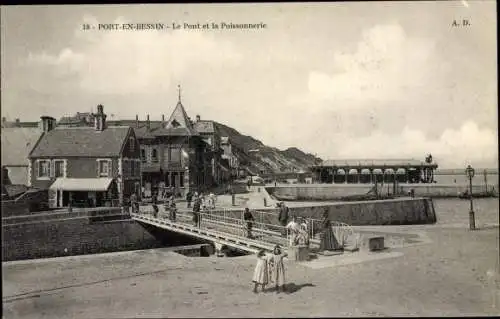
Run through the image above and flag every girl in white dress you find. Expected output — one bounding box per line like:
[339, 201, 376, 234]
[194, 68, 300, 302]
[252, 249, 270, 293]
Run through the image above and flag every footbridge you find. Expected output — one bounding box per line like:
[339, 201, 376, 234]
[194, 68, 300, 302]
[131, 208, 355, 255]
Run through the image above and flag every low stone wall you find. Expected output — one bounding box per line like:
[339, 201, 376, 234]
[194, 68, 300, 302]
[0, 206, 206, 261]
[287, 198, 436, 226]
[267, 183, 499, 200]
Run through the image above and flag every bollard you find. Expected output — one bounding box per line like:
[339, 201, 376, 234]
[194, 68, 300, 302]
[232, 194, 235, 206]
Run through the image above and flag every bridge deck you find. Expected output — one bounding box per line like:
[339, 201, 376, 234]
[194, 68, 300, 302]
[131, 209, 352, 254]
[131, 212, 290, 254]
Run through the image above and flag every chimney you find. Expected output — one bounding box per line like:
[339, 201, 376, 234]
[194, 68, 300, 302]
[39, 116, 56, 133]
[94, 104, 107, 131]
[146, 115, 150, 130]
[196, 115, 201, 122]
[135, 115, 139, 128]
[15, 118, 20, 126]
[162, 114, 165, 122]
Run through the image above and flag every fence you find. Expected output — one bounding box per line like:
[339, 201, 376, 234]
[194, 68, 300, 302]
[2, 207, 127, 226]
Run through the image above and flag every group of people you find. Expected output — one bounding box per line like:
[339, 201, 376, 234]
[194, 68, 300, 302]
[252, 245, 288, 294]
[187, 191, 217, 211]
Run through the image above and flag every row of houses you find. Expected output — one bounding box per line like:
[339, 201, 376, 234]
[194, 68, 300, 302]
[1, 97, 241, 208]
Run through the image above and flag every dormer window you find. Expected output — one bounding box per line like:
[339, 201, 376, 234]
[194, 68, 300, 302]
[171, 119, 180, 128]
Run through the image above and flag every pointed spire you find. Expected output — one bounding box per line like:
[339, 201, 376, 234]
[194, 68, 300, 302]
[178, 84, 182, 103]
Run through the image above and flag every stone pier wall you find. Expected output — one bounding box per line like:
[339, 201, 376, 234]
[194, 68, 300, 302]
[267, 183, 498, 200]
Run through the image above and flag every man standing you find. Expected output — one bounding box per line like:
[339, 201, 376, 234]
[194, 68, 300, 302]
[278, 202, 289, 237]
[193, 194, 201, 227]
[243, 207, 255, 238]
[186, 191, 193, 208]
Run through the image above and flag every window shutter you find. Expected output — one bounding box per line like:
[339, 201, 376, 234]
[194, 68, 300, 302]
[50, 160, 55, 178]
[35, 160, 39, 178]
[108, 160, 113, 177]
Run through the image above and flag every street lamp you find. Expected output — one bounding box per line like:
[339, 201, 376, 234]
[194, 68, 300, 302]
[465, 165, 476, 230]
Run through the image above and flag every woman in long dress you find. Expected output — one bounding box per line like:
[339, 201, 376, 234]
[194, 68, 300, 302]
[252, 250, 269, 293]
[320, 209, 340, 251]
[269, 245, 287, 293]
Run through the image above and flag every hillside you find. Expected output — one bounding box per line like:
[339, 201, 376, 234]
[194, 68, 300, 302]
[214, 122, 322, 175]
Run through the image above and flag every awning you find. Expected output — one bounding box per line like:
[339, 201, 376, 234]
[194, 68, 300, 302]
[348, 169, 358, 174]
[336, 169, 346, 175]
[372, 168, 383, 174]
[49, 178, 113, 192]
[396, 168, 406, 174]
[384, 168, 395, 174]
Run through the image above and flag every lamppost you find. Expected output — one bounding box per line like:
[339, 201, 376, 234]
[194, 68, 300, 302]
[465, 165, 476, 230]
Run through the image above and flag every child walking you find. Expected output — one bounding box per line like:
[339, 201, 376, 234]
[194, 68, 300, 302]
[252, 249, 269, 293]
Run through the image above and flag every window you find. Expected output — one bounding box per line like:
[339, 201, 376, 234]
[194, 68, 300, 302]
[37, 160, 50, 178]
[129, 137, 135, 152]
[98, 160, 111, 177]
[180, 172, 184, 187]
[130, 160, 135, 177]
[54, 160, 64, 177]
[141, 149, 146, 163]
[152, 148, 158, 163]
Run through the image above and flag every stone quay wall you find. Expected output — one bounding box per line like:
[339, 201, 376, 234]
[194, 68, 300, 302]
[1, 209, 163, 262]
[205, 197, 436, 227]
[267, 183, 498, 201]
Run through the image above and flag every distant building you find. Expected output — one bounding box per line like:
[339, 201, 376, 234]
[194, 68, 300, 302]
[220, 136, 239, 179]
[28, 105, 141, 208]
[1, 117, 52, 186]
[310, 158, 438, 184]
[194, 115, 225, 185]
[58, 112, 95, 127]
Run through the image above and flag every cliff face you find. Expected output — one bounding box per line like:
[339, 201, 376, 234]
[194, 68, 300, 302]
[214, 122, 322, 175]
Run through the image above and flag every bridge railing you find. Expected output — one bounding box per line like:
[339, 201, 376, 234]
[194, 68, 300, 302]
[197, 211, 290, 244]
[308, 218, 354, 248]
[134, 208, 291, 248]
[134, 206, 354, 249]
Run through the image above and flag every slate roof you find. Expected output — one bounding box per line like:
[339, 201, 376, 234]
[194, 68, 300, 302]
[29, 126, 131, 158]
[133, 124, 200, 139]
[164, 101, 196, 136]
[1, 127, 43, 165]
[194, 120, 215, 134]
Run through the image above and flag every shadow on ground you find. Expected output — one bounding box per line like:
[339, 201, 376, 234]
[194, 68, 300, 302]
[263, 283, 316, 294]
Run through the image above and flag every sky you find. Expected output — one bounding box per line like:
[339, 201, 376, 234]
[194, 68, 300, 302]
[1, 1, 497, 168]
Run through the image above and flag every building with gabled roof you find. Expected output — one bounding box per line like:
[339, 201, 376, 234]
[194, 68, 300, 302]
[28, 105, 141, 208]
[120, 90, 213, 198]
[1, 117, 50, 186]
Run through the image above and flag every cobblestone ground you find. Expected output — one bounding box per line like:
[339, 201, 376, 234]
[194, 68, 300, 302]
[3, 198, 499, 318]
